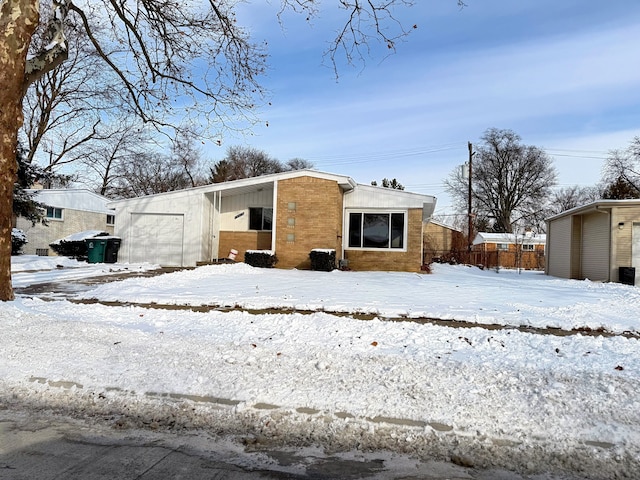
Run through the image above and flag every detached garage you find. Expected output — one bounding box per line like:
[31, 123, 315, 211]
[546, 199, 640, 285]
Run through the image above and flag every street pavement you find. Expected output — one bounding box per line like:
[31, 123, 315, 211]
[0, 408, 485, 480]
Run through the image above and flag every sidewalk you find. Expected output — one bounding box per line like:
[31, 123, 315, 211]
[0, 408, 488, 480]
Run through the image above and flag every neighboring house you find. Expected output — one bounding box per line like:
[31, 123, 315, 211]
[15, 189, 115, 256]
[471, 231, 546, 270]
[422, 220, 465, 263]
[109, 169, 437, 271]
[546, 199, 640, 285]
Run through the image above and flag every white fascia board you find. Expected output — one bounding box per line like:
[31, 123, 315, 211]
[546, 199, 640, 222]
[108, 169, 358, 208]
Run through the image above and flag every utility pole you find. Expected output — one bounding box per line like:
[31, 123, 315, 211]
[467, 142, 474, 256]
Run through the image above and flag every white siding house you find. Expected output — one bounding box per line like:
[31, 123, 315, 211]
[15, 189, 115, 256]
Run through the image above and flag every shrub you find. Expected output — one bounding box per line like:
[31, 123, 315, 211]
[11, 228, 27, 255]
[49, 230, 109, 260]
[244, 250, 278, 268]
[309, 249, 336, 271]
[49, 239, 89, 260]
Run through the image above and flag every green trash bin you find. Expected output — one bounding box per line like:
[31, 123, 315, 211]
[86, 238, 108, 263]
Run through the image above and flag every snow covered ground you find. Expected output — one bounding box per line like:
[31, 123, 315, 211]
[3, 256, 640, 479]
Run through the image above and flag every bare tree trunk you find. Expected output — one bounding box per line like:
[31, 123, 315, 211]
[0, 0, 40, 301]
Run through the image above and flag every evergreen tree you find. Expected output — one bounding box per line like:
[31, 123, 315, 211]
[602, 176, 640, 199]
[13, 144, 47, 226]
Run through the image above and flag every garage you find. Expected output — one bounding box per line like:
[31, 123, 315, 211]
[129, 213, 184, 266]
[580, 212, 610, 282]
[546, 199, 640, 284]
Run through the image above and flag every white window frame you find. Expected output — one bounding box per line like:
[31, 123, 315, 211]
[106, 214, 115, 226]
[345, 209, 408, 252]
[522, 243, 535, 251]
[496, 243, 509, 251]
[46, 206, 63, 221]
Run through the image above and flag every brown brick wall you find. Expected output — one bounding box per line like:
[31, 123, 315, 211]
[218, 231, 272, 261]
[274, 176, 344, 269]
[344, 209, 424, 272]
[423, 222, 454, 253]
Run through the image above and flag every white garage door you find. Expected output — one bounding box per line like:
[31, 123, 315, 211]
[130, 213, 184, 266]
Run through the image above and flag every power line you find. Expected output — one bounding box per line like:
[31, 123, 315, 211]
[310, 143, 464, 167]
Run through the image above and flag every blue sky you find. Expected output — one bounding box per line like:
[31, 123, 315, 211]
[220, 1, 640, 219]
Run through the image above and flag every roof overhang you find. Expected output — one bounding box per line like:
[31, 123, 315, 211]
[108, 169, 357, 208]
[545, 199, 640, 223]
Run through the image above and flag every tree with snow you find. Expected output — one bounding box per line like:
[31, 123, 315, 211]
[0, 0, 424, 301]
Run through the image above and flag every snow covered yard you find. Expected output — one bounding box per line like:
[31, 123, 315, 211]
[3, 257, 640, 478]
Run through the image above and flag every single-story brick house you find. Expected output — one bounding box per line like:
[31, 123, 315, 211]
[108, 169, 437, 271]
[546, 199, 640, 285]
[471, 231, 546, 270]
[14, 189, 115, 256]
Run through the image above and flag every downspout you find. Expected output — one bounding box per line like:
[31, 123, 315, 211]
[272, 181, 278, 252]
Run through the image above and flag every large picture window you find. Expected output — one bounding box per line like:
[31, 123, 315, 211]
[348, 212, 405, 249]
[249, 207, 273, 231]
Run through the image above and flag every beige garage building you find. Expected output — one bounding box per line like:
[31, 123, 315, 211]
[545, 199, 640, 285]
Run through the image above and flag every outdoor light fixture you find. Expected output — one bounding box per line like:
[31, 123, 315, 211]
[619, 222, 625, 229]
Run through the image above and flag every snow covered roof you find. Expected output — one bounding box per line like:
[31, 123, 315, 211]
[28, 189, 113, 214]
[472, 232, 546, 245]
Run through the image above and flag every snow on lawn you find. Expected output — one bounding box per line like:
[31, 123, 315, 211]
[4, 258, 640, 477]
[80, 262, 640, 335]
[11, 255, 160, 288]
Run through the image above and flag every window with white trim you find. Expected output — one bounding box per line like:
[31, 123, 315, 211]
[522, 243, 535, 251]
[249, 207, 273, 231]
[46, 207, 63, 220]
[496, 243, 509, 251]
[348, 212, 405, 249]
[107, 214, 115, 226]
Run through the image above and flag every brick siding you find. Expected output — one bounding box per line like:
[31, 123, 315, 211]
[274, 176, 344, 269]
[218, 231, 272, 262]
